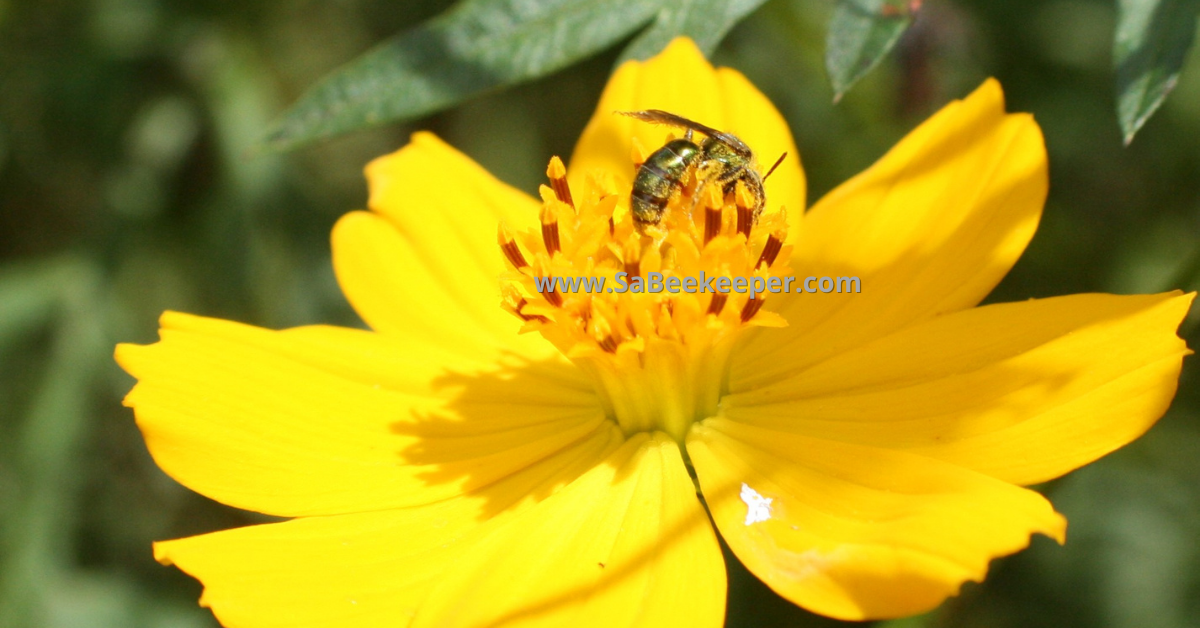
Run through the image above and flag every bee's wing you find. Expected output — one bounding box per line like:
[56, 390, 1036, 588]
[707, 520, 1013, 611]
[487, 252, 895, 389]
[616, 109, 752, 156]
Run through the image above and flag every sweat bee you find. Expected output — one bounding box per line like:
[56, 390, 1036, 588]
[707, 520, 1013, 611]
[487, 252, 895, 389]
[619, 110, 785, 230]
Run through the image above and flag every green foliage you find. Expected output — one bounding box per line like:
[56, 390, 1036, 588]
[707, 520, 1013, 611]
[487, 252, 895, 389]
[262, 0, 777, 152]
[824, 0, 916, 101]
[0, 258, 108, 627]
[260, 0, 661, 151]
[262, 0, 1200, 148]
[1114, 0, 1200, 143]
[618, 0, 770, 63]
[261, 0, 785, 151]
[3, 1, 1200, 627]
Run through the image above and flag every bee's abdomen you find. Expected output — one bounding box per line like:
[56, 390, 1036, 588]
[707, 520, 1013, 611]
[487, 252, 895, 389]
[631, 139, 699, 226]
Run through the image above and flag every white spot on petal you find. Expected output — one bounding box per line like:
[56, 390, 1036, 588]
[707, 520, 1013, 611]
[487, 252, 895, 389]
[740, 483, 773, 525]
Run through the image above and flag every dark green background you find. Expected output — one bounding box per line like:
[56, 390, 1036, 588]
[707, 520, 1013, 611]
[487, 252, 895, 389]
[2, 1, 1199, 626]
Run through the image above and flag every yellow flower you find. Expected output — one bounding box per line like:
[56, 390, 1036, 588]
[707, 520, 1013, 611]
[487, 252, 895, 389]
[116, 38, 1193, 625]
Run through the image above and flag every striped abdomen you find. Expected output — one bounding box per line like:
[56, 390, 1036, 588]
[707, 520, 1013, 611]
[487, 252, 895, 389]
[630, 139, 700, 226]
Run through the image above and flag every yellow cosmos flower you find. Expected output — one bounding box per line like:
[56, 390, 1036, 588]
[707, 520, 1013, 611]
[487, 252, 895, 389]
[116, 38, 1193, 625]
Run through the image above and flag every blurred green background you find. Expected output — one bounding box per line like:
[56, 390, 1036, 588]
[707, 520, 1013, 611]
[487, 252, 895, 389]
[2, 0, 1200, 627]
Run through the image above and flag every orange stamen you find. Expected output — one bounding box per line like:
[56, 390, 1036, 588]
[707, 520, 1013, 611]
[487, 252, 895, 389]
[540, 205, 561, 256]
[740, 293, 765, 322]
[703, 184, 724, 245]
[707, 293, 728, 316]
[735, 180, 754, 239]
[498, 223, 529, 269]
[546, 156, 574, 209]
[755, 228, 786, 269]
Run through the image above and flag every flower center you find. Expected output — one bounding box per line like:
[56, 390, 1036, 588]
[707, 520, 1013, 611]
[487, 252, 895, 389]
[498, 144, 792, 443]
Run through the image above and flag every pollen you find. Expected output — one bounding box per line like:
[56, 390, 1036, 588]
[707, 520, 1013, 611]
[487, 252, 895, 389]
[497, 147, 792, 442]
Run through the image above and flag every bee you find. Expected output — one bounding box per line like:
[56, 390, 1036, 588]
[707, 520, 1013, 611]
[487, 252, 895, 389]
[620, 110, 784, 229]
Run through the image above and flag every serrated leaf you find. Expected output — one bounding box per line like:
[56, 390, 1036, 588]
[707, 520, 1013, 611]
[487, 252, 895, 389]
[618, 0, 770, 63]
[260, 0, 665, 152]
[1114, 0, 1199, 144]
[825, 0, 916, 100]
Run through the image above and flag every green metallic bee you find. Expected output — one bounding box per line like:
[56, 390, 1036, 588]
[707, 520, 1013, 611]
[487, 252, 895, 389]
[620, 110, 784, 229]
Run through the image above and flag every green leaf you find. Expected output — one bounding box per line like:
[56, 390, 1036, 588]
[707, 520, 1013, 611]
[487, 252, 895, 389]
[874, 611, 939, 628]
[0, 259, 105, 627]
[825, 0, 916, 101]
[618, 0, 770, 63]
[0, 257, 90, 352]
[259, 0, 665, 152]
[1114, 0, 1199, 144]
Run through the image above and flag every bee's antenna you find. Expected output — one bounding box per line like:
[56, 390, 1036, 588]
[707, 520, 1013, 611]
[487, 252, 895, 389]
[763, 152, 787, 181]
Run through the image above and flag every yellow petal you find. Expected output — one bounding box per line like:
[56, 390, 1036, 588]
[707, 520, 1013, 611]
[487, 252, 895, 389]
[688, 419, 1065, 621]
[155, 310, 591, 399]
[335, 132, 555, 361]
[569, 38, 805, 238]
[734, 79, 1046, 388]
[154, 425, 626, 628]
[412, 433, 725, 628]
[116, 312, 616, 516]
[722, 292, 1193, 486]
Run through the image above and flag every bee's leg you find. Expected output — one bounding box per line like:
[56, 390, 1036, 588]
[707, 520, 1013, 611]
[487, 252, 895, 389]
[718, 166, 747, 188]
[688, 161, 721, 201]
[685, 160, 722, 218]
[684, 129, 694, 142]
[717, 169, 763, 234]
[687, 176, 717, 240]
